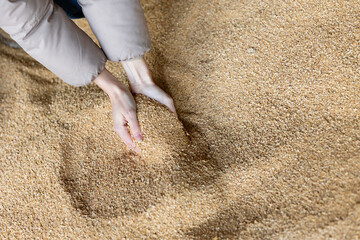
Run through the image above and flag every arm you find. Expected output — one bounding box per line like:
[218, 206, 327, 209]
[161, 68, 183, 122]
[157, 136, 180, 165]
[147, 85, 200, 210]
[79, 0, 176, 114]
[80, 0, 177, 149]
[0, 0, 143, 152]
[0, 0, 106, 87]
[78, 0, 151, 61]
[1, 0, 177, 152]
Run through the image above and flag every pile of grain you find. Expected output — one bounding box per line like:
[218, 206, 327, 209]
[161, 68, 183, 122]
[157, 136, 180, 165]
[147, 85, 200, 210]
[1, 0, 359, 239]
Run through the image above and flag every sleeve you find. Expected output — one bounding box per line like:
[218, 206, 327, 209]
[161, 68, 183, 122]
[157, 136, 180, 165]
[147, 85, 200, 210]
[0, 0, 107, 87]
[78, 0, 152, 62]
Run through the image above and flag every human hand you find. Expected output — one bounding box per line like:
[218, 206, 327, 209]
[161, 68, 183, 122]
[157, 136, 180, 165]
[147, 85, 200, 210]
[121, 57, 178, 118]
[93, 68, 142, 153]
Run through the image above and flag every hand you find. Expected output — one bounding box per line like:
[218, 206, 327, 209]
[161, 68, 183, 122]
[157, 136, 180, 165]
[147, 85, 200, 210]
[93, 68, 142, 153]
[121, 57, 178, 118]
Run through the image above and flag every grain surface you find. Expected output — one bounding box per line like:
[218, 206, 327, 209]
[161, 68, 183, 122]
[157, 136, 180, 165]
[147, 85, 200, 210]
[1, 0, 360, 239]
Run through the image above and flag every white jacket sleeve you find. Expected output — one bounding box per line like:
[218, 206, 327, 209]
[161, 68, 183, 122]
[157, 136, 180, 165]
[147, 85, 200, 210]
[0, 0, 107, 87]
[78, 0, 152, 62]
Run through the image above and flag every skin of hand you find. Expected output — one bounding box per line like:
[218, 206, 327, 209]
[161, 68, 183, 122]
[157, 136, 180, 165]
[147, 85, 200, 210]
[121, 57, 177, 118]
[93, 57, 177, 153]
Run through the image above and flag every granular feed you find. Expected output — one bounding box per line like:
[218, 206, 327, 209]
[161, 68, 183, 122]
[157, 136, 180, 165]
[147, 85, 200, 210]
[1, 0, 360, 239]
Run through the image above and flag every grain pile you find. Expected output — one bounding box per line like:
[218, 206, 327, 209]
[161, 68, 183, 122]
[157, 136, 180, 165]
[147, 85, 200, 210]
[1, 0, 360, 239]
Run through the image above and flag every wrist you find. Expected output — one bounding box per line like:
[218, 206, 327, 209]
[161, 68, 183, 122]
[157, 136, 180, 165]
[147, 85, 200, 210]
[93, 68, 126, 99]
[121, 56, 153, 85]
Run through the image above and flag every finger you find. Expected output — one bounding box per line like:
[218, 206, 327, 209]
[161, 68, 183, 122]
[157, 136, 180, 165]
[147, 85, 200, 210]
[113, 115, 140, 153]
[164, 98, 178, 118]
[115, 126, 141, 153]
[125, 110, 143, 142]
[159, 94, 177, 118]
[150, 87, 178, 117]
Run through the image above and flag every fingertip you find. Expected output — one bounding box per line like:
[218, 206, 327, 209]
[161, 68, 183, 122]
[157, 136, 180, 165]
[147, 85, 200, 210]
[127, 116, 143, 142]
[168, 105, 178, 118]
[172, 109, 178, 118]
[126, 142, 135, 150]
[132, 146, 141, 153]
[135, 133, 143, 142]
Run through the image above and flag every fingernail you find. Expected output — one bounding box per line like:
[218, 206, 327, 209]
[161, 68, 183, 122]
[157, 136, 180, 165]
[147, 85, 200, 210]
[136, 134, 143, 142]
[128, 143, 135, 149]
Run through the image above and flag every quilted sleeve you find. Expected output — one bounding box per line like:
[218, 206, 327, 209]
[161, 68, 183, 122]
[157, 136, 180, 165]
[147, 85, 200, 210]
[78, 0, 152, 62]
[0, 0, 107, 87]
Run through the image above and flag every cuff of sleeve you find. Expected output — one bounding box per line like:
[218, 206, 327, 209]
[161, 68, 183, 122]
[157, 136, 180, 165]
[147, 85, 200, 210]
[114, 45, 151, 62]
